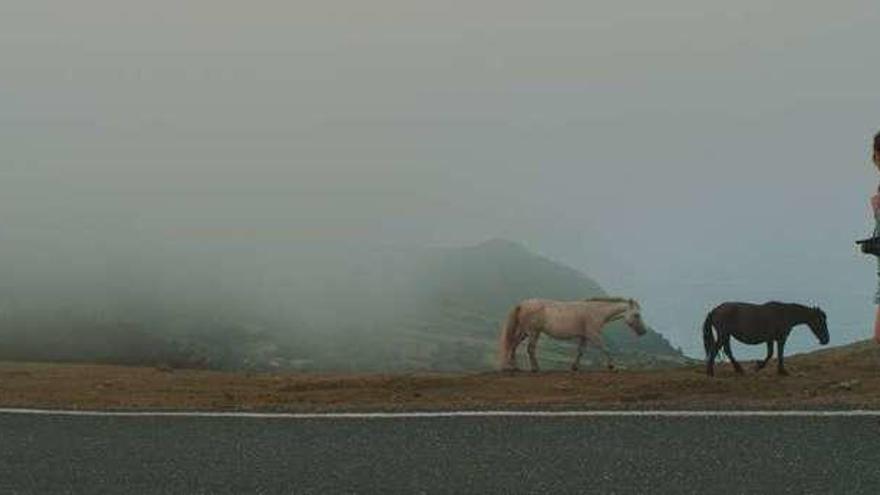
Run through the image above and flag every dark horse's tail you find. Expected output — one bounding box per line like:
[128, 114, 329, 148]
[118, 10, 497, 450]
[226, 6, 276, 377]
[702, 311, 716, 360]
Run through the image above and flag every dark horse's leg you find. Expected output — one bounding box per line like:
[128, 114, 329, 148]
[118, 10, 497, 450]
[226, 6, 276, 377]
[754, 342, 773, 371]
[776, 338, 788, 375]
[707, 333, 724, 377]
[722, 336, 744, 374]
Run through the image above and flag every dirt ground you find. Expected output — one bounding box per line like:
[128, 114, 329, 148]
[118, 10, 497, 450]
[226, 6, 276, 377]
[2, 341, 880, 412]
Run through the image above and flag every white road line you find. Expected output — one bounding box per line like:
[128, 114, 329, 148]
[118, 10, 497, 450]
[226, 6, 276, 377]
[1, 408, 880, 419]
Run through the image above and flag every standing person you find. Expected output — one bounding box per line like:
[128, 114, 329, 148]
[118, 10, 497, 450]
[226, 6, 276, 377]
[871, 131, 880, 343]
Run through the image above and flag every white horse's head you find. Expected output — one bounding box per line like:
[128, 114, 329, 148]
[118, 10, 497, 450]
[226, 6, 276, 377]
[623, 299, 648, 336]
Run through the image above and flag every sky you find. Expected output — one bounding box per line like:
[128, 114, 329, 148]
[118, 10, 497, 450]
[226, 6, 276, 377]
[1, 1, 879, 357]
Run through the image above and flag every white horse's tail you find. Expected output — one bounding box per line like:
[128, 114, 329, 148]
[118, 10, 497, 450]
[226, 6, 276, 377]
[498, 304, 522, 370]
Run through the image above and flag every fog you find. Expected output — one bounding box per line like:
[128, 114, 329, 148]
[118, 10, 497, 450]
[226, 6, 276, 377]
[1, 1, 879, 362]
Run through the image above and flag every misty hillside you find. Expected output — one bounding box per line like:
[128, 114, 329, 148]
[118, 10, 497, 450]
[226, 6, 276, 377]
[395, 239, 686, 370]
[0, 238, 685, 371]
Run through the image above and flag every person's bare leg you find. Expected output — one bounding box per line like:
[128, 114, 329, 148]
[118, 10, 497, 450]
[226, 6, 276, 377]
[874, 306, 880, 344]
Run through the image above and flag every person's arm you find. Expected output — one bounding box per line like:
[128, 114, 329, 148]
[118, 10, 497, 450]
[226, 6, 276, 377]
[872, 191, 880, 236]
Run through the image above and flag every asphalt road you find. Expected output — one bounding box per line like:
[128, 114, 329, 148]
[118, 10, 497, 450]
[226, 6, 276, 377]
[2, 412, 880, 494]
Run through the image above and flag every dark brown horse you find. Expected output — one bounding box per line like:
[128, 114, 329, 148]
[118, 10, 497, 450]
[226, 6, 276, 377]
[703, 302, 829, 377]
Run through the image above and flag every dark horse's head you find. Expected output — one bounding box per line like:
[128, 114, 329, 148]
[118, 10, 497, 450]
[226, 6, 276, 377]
[806, 306, 830, 345]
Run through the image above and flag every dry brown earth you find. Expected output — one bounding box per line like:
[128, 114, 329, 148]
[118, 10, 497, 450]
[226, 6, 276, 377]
[2, 341, 879, 412]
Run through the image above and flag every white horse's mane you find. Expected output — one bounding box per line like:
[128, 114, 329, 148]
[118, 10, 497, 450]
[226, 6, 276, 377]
[583, 297, 639, 307]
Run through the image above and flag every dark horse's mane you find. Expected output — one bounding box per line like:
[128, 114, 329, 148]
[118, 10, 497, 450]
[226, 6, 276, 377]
[764, 301, 820, 313]
[766, 301, 805, 307]
[765, 301, 806, 308]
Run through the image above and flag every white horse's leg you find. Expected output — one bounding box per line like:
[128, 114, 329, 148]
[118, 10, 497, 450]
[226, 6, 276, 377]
[571, 337, 586, 371]
[527, 332, 541, 372]
[588, 334, 614, 370]
[507, 333, 527, 371]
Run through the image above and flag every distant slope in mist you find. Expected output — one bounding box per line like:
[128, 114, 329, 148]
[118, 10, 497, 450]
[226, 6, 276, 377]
[0, 239, 685, 371]
[386, 239, 685, 370]
[269, 238, 685, 371]
[414, 238, 605, 315]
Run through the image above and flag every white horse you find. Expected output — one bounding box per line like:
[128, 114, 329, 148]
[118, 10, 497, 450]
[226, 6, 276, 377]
[498, 297, 648, 372]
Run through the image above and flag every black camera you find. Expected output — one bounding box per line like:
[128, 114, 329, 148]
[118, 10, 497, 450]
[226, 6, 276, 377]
[856, 236, 880, 256]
